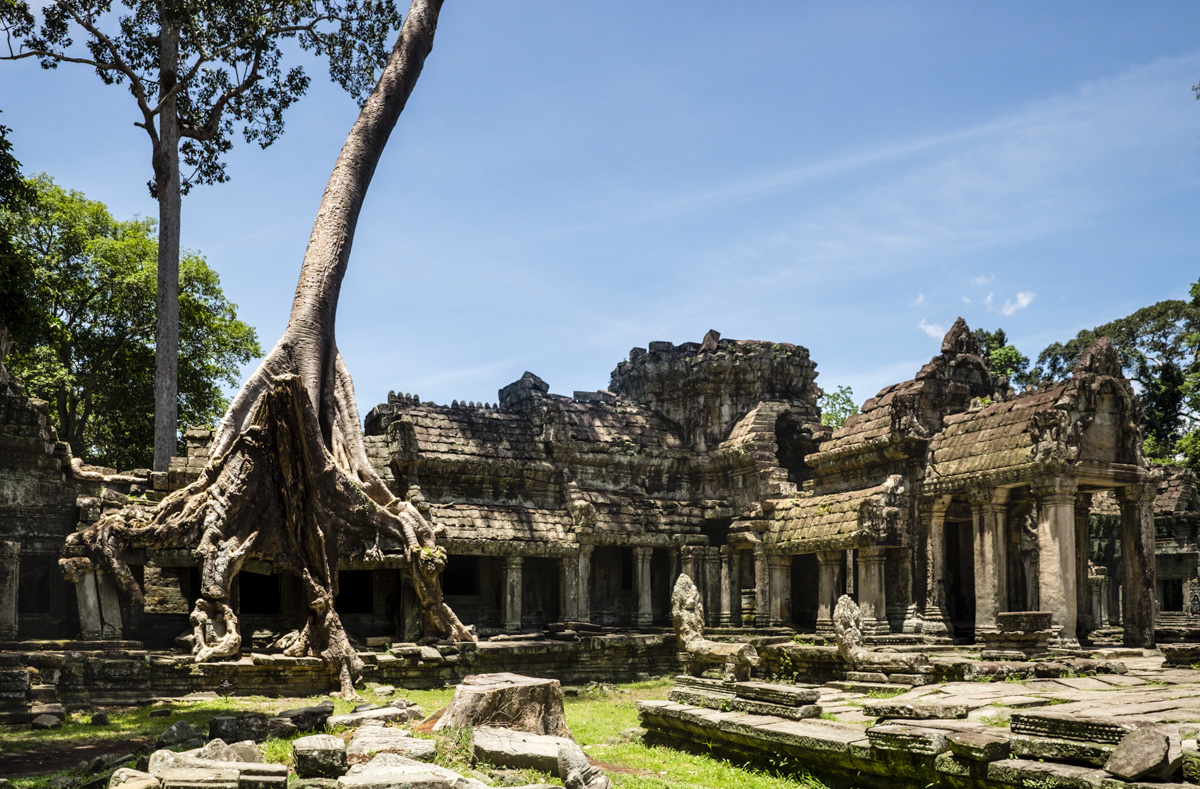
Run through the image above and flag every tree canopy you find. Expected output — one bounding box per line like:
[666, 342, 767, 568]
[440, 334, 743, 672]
[819, 384, 858, 430]
[1, 0, 403, 470]
[0, 111, 35, 347]
[1, 175, 261, 469]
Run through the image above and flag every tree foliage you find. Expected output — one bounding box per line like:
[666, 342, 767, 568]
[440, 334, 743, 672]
[0, 112, 36, 345]
[1, 0, 402, 195]
[1, 0, 403, 470]
[1030, 282, 1200, 472]
[2, 175, 261, 469]
[819, 384, 858, 430]
[973, 326, 1031, 388]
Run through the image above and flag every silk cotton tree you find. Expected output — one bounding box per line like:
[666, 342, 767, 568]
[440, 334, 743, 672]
[58, 0, 471, 698]
[1, 0, 403, 472]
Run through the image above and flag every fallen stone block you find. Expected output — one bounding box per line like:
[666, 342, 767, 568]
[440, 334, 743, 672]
[348, 727, 436, 764]
[867, 723, 949, 756]
[210, 714, 270, 743]
[158, 720, 201, 748]
[338, 752, 488, 789]
[862, 700, 967, 720]
[558, 740, 609, 789]
[32, 713, 61, 729]
[1010, 710, 1147, 744]
[434, 674, 569, 737]
[30, 702, 66, 720]
[987, 758, 1110, 788]
[273, 702, 334, 734]
[947, 731, 1010, 762]
[471, 727, 572, 775]
[1010, 734, 1112, 767]
[294, 735, 349, 779]
[1105, 727, 1171, 781]
[108, 768, 158, 789]
[328, 706, 411, 729]
[156, 767, 239, 789]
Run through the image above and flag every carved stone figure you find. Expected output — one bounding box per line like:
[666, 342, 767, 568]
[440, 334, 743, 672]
[832, 595, 929, 671]
[671, 573, 757, 682]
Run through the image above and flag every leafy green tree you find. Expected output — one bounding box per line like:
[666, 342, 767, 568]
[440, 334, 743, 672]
[2, 175, 261, 469]
[0, 111, 35, 348]
[1031, 283, 1200, 471]
[1, 0, 402, 470]
[819, 384, 858, 430]
[973, 326, 1031, 388]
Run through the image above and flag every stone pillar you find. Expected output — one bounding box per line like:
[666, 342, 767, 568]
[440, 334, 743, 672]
[1118, 481, 1157, 648]
[922, 496, 953, 640]
[754, 543, 770, 628]
[75, 570, 123, 640]
[702, 549, 721, 628]
[0, 542, 18, 640]
[857, 545, 890, 636]
[577, 544, 593, 624]
[561, 554, 580, 622]
[1033, 477, 1078, 645]
[971, 488, 1009, 635]
[680, 546, 702, 580]
[1075, 492, 1093, 640]
[719, 545, 740, 626]
[504, 556, 523, 633]
[633, 546, 653, 628]
[816, 550, 845, 636]
[668, 547, 679, 588]
[767, 554, 792, 627]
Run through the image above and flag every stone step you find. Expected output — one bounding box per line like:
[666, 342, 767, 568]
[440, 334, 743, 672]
[30, 684, 60, 703]
[731, 680, 820, 706]
[824, 680, 912, 695]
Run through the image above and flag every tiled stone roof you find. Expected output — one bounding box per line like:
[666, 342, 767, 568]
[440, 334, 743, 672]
[769, 476, 907, 552]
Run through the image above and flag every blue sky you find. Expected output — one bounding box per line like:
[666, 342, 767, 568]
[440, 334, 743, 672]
[3, 2, 1198, 416]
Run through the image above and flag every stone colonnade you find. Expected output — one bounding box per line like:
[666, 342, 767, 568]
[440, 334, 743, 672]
[922, 476, 1156, 647]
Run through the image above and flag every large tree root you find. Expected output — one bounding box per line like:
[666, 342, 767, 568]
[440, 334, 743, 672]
[64, 373, 473, 698]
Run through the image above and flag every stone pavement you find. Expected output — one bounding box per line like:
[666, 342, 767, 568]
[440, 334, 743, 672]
[639, 650, 1200, 788]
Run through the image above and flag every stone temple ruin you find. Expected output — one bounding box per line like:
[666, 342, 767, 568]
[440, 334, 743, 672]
[1, 319, 1198, 697]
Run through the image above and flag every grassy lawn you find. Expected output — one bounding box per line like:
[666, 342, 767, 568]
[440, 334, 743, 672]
[0, 679, 829, 789]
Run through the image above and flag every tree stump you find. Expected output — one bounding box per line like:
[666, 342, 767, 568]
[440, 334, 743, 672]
[433, 673, 570, 737]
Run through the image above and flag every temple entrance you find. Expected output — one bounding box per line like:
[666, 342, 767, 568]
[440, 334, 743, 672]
[944, 506, 975, 643]
[791, 553, 819, 631]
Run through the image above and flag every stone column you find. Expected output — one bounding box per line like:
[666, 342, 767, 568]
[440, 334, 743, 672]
[577, 544, 593, 624]
[0, 542, 18, 640]
[971, 488, 1009, 635]
[503, 556, 523, 634]
[702, 549, 721, 627]
[754, 543, 770, 627]
[857, 545, 890, 636]
[1033, 477, 1078, 644]
[1118, 481, 1157, 648]
[680, 546, 702, 580]
[75, 570, 123, 640]
[922, 496, 953, 640]
[767, 554, 792, 627]
[668, 547, 679, 588]
[561, 554, 580, 622]
[1075, 492, 1093, 640]
[815, 550, 845, 636]
[633, 546, 653, 628]
[719, 545, 740, 626]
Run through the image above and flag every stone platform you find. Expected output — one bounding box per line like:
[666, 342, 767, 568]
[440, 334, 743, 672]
[640, 649, 1200, 788]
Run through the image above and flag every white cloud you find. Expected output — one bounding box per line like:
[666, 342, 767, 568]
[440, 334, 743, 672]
[1001, 291, 1036, 316]
[909, 293, 926, 307]
[918, 319, 944, 339]
[961, 296, 971, 304]
[972, 274, 995, 286]
[985, 292, 995, 311]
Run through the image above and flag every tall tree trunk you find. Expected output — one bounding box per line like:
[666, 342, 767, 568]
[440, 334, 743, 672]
[153, 13, 181, 472]
[63, 0, 468, 699]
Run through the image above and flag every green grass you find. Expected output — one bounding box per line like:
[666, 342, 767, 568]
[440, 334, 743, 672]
[3, 679, 830, 789]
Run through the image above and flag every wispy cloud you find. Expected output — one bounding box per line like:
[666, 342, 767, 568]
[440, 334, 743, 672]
[909, 293, 926, 307]
[918, 319, 944, 339]
[961, 296, 971, 304]
[1001, 291, 1036, 316]
[985, 292, 995, 310]
[659, 51, 1200, 285]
